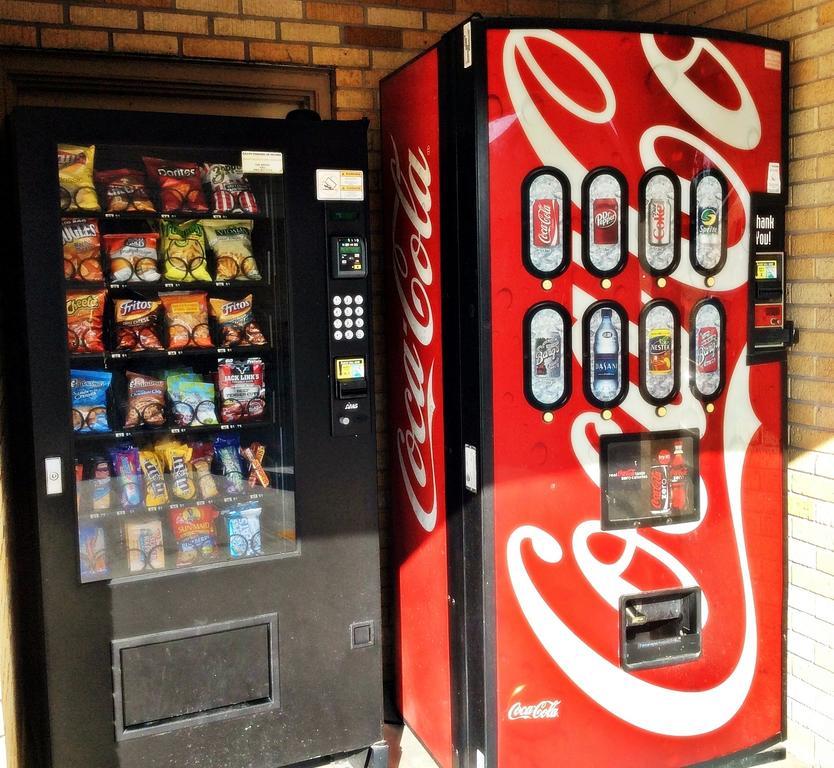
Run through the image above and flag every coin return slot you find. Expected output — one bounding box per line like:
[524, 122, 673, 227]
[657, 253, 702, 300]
[620, 587, 701, 670]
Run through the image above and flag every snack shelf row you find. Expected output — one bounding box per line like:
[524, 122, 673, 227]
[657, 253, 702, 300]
[68, 279, 271, 291]
[71, 344, 273, 362]
[79, 489, 269, 522]
[74, 420, 271, 442]
[62, 210, 270, 221]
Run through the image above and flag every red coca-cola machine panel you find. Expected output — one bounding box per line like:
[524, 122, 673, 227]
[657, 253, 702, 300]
[382, 19, 793, 768]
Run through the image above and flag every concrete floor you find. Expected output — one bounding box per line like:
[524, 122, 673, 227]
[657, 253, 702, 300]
[382, 725, 810, 768]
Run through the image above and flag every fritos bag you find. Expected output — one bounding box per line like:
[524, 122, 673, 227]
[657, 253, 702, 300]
[58, 144, 100, 212]
[161, 291, 212, 349]
[95, 168, 155, 213]
[202, 220, 260, 281]
[202, 163, 259, 214]
[62, 218, 103, 282]
[161, 220, 211, 282]
[209, 294, 266, 347]
[66, 289, 106, 353]
[114, 298, 164, 351]
[143, 157, 208, 213]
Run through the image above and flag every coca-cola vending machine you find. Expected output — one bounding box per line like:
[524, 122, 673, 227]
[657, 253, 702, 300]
[381, 18, 795, 768]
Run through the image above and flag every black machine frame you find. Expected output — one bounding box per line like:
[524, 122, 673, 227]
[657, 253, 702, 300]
[3, 106, 385, 768]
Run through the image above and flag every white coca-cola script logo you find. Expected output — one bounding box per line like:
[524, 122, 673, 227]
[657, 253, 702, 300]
[389, 137, 438, 532]
[508, 700, 561, 721]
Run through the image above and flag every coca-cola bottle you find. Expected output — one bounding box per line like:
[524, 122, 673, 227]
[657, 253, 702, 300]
[669, 440, 688, 512]
[592, 308, 619, 401]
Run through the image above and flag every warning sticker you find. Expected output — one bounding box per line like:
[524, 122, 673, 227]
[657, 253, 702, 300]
[316, 169, 365, 201]
[764, 49, 782, 70]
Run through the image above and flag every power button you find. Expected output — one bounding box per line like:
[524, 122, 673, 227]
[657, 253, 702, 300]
[45, 456, 63, 496]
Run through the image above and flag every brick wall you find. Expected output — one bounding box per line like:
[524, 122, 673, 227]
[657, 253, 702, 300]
[609, 1, 833, 764]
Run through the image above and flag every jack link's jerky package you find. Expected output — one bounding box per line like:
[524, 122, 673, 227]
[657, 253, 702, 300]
[201, 220, 261, 281]
[58, 144, 100, 212]
[217, 357, 266, 423]
[169, 504, 219, 567]
[70, 370, 111, 433]
[143, 157, 208, 213]
[160, 220, 211, 283]
[105, 234, 161, 283]
[203, 163, 259, 214]
[62, 218, 103, 282]
[95, 168, 156, 213]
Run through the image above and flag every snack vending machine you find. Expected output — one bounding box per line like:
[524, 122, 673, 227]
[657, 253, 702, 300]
[3, 107, 385, 768]
[382, 19, 794, 768]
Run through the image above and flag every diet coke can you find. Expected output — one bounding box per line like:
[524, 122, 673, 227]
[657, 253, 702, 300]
[649, 464, 670, 514]
[532, 198, 559, 247]
[696, 326, 719, 373]
[593, 198, 619, 245]
[648, 198, 671, 246]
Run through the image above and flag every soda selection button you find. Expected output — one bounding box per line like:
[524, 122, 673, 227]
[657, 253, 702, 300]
[355, 306, 364, 317]
[356, 329, 365, 340]
[334, 330, 343, 341]
[332, 295, 342, 306]
[344, 307, 353, 317]
[344, 295, 353, 305]
[333, 307, 342, 318]
[345, 319, 354, 329]
[355, 295, 364, 305]
[333, 319, 343, 329]
[356, 318, 364, 328]
[345, 330, 354, 340]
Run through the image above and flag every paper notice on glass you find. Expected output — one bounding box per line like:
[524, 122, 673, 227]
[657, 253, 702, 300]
[241, 151, 284, 174]
[316, 169, 365, 201]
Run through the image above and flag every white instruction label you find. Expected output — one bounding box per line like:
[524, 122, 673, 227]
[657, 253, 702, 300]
[463, 22, 472, 69]
[465, 444, 477, 493]
[767, 162, 781, 194]
[241, 150, 284, 174]
[316, 169, 365, 201]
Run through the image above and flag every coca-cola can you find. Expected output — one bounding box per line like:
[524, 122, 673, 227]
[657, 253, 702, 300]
[649, 464, 670, 514]
[532, 198, 559, 247]
[696, 326, 719, 373]
[647, 198, 671, 246]
[593, 198, 618, 245]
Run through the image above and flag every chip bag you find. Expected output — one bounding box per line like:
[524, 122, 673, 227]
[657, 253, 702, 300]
[203, 163, 259, 214]
[191, 441, 219, 500]
[202, 220, 260, 281]
[209, 294, 267, 347]
[105, 233, 161, 284]
[70, 370, 111, 433]
[62, 218, 103, 282]
[95, 168, 155, 213]
[114, 298, 164, 351]
[124, 372, 166, 428]
[66, 290, 107, 353]
[58, 144, 99, 212]
[125, 519, 165, 572]
[139, 449, 168, 507]
[161, 291, 212, 349]
[168, 374, 218, 427]
[143, 157, 208, 213]
[161, 220, 211, 282]
[225, 502, 262, 558]
[169, 504, 219, 567]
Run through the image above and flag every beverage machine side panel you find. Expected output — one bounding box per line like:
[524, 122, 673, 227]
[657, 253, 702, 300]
[484, 26, 786, 768]
[380, 49, 454, 768]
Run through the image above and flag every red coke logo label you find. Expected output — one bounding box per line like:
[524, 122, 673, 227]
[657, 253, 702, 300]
[532, 199, 559, 247]
[507, 699, 561, 721]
